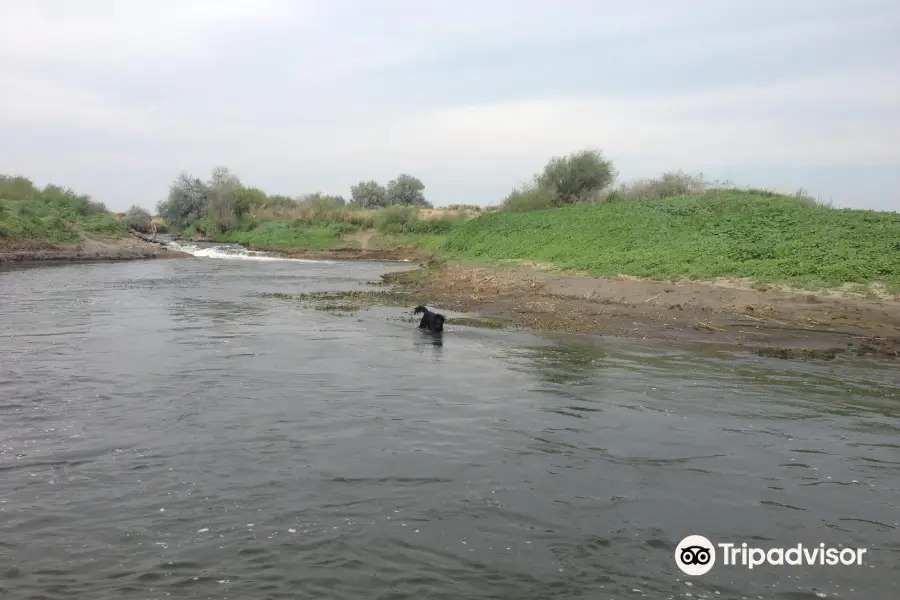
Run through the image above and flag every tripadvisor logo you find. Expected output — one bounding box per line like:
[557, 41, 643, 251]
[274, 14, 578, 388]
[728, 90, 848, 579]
[674, 535, 868, 576]
[675, 535, 716, 576]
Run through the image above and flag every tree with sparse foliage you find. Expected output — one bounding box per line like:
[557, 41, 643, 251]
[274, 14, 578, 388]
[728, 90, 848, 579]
[156, 172, 209, 229]
[386, 174, 431, 208]
[350, 180, 388, 209]
[209, 165, 241, 190]
[205, 166, 242, 230]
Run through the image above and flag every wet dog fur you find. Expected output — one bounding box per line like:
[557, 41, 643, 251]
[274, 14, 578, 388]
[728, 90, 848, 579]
[414, 305, 445, 333]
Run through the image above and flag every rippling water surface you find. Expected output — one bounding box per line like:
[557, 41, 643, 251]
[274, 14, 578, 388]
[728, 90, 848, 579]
[1, 254, 898, 600]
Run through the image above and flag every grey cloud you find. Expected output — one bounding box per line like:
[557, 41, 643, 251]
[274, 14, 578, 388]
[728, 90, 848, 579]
[0, 0, 898, 211]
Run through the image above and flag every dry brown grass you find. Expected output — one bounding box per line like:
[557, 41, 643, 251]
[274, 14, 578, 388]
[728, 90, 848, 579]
[418, 208, 479, 220]
[325, 206, 478, 223]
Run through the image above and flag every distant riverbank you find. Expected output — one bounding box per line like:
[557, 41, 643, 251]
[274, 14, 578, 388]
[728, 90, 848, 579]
[0, 174, 186, 265]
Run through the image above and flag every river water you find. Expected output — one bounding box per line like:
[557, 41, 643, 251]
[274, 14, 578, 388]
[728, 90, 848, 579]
[1, 245, 898, 600]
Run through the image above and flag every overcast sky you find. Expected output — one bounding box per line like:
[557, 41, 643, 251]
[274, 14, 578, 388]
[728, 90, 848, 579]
[1, 0, 898, 212]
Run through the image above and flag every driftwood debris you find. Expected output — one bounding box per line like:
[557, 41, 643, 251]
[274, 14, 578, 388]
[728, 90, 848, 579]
[128, 228, 167, 246]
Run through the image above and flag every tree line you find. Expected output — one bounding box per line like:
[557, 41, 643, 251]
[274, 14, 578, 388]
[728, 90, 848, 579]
[151, 167, 433, 233]
[139, 147, 725, 234]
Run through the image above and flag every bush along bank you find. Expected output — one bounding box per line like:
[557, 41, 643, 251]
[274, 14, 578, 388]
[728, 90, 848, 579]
[0, 174, 184, 263]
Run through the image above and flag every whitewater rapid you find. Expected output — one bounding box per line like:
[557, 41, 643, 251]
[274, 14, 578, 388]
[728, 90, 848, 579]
[166, 241, 335, 263]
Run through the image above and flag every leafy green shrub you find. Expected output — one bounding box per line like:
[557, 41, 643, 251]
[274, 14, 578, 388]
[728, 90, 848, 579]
[501, 184, 554, 213]
[535, 148, 617, 205]
[179, 226, 199, 239]
[500, 148, 616, 212]
[608, 171, 712, 202]
[211, 220, 347, 249]
[0, 174, 125, 242]
[381, 215, 465, 235]
[402, 217, 462, 235]
[123, 205, 153, 232]
[81, 213, 125, 236]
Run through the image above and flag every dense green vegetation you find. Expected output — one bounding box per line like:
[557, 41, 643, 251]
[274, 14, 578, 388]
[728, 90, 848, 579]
[442, 190, 900, 290]
[0, 175, 126, 243]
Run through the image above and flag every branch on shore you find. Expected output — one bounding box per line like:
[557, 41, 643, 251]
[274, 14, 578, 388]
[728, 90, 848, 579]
[128, 228, 167, 246]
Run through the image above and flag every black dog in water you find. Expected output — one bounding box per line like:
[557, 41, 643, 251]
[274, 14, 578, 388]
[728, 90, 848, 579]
[414, 305, 445, 333]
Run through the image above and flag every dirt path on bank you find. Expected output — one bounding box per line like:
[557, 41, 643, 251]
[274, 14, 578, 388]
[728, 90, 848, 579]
[353, 230, 376, 250]
[384, 262, 900, 359]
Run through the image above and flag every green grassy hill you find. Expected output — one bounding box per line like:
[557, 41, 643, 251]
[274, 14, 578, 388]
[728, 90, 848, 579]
[0, 175, 126, 244]
[440, 190, 900, 290]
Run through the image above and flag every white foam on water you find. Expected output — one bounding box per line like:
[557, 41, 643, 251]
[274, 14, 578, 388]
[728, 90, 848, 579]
[167, 241, 334, 264]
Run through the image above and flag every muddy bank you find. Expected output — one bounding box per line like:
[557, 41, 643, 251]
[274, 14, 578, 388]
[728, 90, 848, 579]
[252, 245, 431, 262]
[0, 236, 189, 264]
[381, 262, 900, 359]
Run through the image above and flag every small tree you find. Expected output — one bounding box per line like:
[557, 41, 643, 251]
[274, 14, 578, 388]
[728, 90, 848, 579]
[350, 180, 388, 209]
[156, 172, 209, 228]
[536, 149, 617, 206]
[205, 166, 242, 230]
[209, 165, 241, 190]
[123, 205, 153, 233]
[386, 174, 431, 207]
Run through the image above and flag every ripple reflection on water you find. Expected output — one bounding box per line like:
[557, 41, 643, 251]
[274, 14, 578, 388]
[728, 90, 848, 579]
[1, 258, 898, 600]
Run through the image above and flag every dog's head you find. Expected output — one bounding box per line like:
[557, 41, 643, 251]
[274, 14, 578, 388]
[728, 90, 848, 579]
[432, 314, 445, 331]
[413, 305, 427, 314]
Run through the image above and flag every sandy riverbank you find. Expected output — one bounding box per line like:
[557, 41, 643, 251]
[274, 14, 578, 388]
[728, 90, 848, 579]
[0, 236, 189, 264]
[381, 262, 900, 359]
